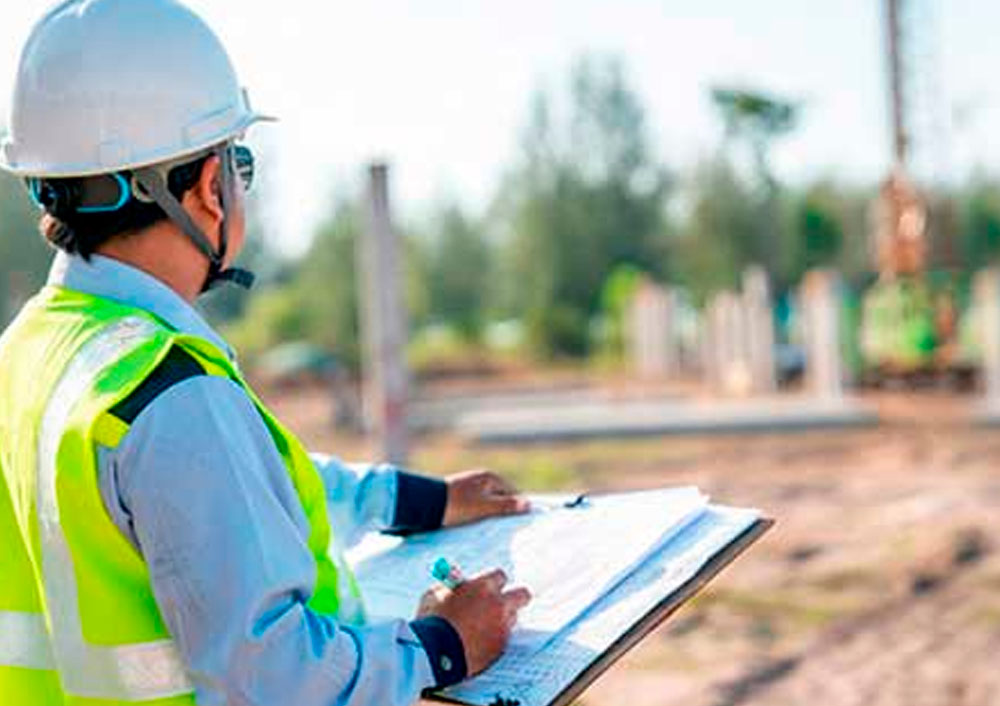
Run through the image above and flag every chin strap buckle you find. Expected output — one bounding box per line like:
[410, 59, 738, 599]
[206, 267, 255, 291]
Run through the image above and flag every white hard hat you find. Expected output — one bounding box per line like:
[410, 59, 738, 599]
[0, 0, 273, 178]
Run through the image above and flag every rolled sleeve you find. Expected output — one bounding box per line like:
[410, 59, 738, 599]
[310, 457, 448, 539]
[106, 376, 437, 706]
[389, 472, 448, 535]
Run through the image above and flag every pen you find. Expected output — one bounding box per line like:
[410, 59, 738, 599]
[431, 557, 465, 590]
[532, 493, 590, 511]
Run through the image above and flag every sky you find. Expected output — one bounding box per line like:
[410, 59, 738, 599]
[2, 0, 1000, 256]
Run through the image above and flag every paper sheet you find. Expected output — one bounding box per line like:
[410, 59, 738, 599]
[441, 504, 761, 706]
[350, 488, 708, 649]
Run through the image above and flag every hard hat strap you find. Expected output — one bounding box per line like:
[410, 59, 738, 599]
[132, 167, 218, 261]
[209, 144, 255, 290]
[131, 146, 255, 293]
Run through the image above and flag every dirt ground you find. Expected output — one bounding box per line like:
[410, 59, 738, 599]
[265, 387, 1000, 706]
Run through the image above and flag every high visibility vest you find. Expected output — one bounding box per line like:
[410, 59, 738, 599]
[0, 286, 363, 705]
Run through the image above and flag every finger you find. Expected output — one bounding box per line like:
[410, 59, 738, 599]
[493, 494, 530, 515]
[503, 586, 532, 611]
[473, 568, 508, 593]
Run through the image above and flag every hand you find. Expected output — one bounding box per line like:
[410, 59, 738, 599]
[417, 569, 532, 676]
[442, 469, 530, 527]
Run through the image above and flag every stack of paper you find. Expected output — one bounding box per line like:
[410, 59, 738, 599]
[442, 504, 763, 706]
[351, 488, 706, 642]
[347, 488, 765, 706]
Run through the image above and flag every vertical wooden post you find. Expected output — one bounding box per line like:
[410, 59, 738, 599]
[885, 0, 908, 169]
[742, 266, 776, 394]
[627, 280, 674, 381]
[358, 163, 409, 465]
[801, 269, 844, 403]
[705, 290, 751, 396]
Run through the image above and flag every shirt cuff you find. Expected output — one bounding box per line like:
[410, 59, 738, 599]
[410, 616, 468, 688]
[387, 471, 448, 535]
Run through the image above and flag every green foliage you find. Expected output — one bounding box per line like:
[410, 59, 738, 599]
[499, 456, 578, 493]
[961, 180, 1000, 267]
[711, 87, 798, 143]
[7, 57, 1000, 375]
[222, 286, 310, 358]
[709, 87, 799, 280]
[423, 206, 492, 340]
[224, 197, 439, 373]
[596, 263, 644, 357]
[794, 185, 845, 275]
[673, 162, 871, 303]
[823, 184, 873, 284]
[223, 198, 362, 368]
[0, 171, 52, 324]
[672, 158, 758, 303]
[496, 55, 670, 358]
[291, 198, 364, 366]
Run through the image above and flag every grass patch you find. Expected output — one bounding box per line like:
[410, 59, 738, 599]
[812, 566, 884, 592]
[697, 588, 846, 630]
[974, 604, 1000, 627]
[499, 456, 581, 492]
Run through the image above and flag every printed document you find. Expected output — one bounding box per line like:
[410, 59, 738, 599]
[347, 488, 762, 706]
[441, 504, 761, 706]
[351, 487, 707, 648]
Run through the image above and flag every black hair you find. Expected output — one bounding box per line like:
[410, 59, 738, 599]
[36, 155, 211, 259]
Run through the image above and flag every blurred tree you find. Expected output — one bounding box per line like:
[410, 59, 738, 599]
[225, 195, 433, 372]
[960, 180, 1000, 268]
[294, 198, 363, 366]
[0, 171, 52, 325]
[223, 198, 362, 368]
[596, 263, 644, 358]
[711, 86, 798, 280]
[793, 184, 845, 278]
[672, 158, 758, 304]
[425, 205, 492, 340]
[829, 183, 874, 284]
[497, 55, 671, 358]
[401, 223, 432, 333]
[712, 88, 797, 152]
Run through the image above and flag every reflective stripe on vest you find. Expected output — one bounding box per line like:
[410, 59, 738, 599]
[36, 317, 194, 700]
[0, 611, 55, 670]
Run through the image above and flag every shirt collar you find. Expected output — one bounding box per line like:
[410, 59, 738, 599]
[47, 251, 235, 360]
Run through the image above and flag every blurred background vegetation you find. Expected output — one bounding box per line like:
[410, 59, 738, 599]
[3, 54, 1000, 375]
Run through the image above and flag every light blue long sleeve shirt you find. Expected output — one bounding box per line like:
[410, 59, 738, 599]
[46, 253, 455, 705]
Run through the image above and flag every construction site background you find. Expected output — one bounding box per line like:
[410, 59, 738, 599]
[2, 0, 1000, 702]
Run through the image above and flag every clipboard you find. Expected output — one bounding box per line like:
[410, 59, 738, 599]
[426, 515, 773, 706]
[544, 517, 772, 706]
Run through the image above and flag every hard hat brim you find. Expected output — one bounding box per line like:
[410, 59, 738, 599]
[0, 112, 277, 179]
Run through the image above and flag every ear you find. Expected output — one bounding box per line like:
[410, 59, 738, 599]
[183, 155, 224, 225]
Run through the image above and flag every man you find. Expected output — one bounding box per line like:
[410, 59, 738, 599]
[0, 1, 530, 704]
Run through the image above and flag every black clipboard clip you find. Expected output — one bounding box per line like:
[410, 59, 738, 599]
[490, 695, 520, 706]
[563, 493, 589, 509]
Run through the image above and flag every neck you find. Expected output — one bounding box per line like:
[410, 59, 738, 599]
[95, 223, 209, 303]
